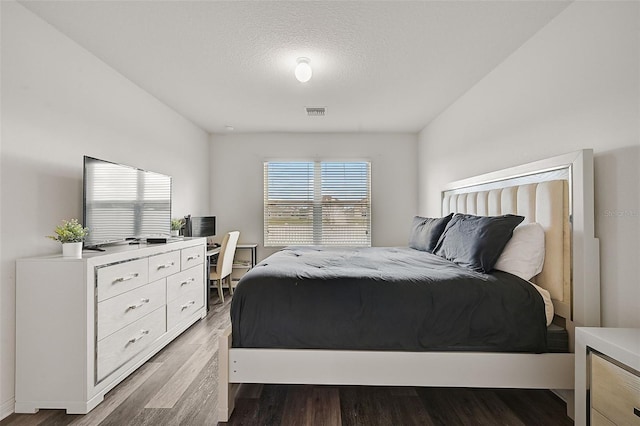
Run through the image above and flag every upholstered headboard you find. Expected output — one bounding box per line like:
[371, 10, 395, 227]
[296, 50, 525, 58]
[441, 150, 600, 330]
[443, 180, 571, 318]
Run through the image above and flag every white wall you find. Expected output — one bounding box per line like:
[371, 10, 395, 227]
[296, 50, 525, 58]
[418, 1, 639, 327]
[210, 133, 418, 259]
[0, 2, 210, 418]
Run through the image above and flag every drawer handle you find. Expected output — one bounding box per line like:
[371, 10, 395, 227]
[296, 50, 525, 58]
[127, 329, 149, 344]
[157, 262, 175, 270]
[127, 298, 150, 310]
[634, 407, 640, 418]
[113, 273, 139, 283]
[180, 300, 196, 311]
[187, 255, 200, 261]
[180, 278, 195, 286]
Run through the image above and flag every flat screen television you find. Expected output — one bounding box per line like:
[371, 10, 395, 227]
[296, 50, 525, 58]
[83, 156, 172, 246]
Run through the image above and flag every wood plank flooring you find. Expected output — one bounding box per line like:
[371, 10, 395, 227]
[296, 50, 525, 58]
[2, 293, 573, 426]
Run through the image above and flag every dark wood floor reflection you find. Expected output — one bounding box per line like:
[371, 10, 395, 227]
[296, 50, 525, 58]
[1, 292, 573, 426]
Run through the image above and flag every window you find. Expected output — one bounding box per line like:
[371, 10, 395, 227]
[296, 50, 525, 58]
[264, 161, 371, 246]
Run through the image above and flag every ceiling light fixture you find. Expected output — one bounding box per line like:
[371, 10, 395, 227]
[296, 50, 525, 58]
[295, 57, 312, 83]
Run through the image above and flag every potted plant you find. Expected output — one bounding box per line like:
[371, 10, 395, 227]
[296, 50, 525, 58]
[47, 218, 89, 258]
[171, 218, 184, 237]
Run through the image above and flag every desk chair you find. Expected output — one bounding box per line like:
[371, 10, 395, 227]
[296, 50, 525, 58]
[210, 231, 240, 303]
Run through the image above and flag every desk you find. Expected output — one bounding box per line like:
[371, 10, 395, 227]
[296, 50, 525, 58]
[237, 243, 258, 265]
[232, 244, 258, 281]
[206, 243, 258, 310]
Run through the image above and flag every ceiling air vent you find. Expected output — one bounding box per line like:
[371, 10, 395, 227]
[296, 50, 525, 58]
[305, 107, 326, 117]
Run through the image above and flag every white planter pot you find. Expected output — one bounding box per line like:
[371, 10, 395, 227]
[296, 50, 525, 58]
[171, 230, 180, 237]
[62, 242, 83, 258]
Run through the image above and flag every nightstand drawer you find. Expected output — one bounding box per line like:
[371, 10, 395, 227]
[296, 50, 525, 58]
[97, 279, 166, 340]
[181, 245, 205, 270]
[96, 258, 149, 302]
[591, 353, 640, 425]
[148, 250, 181, 282]
[591, 409, 616, 426]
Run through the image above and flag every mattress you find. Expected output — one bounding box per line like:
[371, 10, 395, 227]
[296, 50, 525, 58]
[546, 324, 569, 353]
[231, 246, 549, 353]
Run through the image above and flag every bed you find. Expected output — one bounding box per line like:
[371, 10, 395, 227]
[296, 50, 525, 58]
[231, 245, 551, 353]
[217, 149, 600, 421]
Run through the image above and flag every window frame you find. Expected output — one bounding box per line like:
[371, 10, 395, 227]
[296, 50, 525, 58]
[263, 159, 372, 247]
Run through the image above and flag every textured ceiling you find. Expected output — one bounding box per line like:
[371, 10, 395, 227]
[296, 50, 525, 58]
[20, 1, 570, 134]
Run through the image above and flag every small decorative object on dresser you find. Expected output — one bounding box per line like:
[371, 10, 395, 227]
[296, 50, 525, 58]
[170, 218, 184, 237]
[47, 218, 88, 258]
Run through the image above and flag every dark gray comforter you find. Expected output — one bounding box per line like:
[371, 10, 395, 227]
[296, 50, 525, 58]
[231, 246, 548, 353]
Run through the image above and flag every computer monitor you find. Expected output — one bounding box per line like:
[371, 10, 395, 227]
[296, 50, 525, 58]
[184, 216, 216, 238]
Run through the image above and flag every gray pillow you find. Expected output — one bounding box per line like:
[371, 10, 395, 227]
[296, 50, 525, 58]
[408, 213, 454, 253]
[433, 213, 524, 273]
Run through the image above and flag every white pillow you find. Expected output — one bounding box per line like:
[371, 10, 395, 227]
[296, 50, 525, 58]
[528, 280, 554, 326]
[494, 222, 545, 281]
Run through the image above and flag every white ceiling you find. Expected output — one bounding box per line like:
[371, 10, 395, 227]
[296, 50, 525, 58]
[20, 1, 571, 134]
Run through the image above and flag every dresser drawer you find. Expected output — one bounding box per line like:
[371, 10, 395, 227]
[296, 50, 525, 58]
[97, 279, 166, 340]
[167, 284, 204, 330]
[96, 307, 166, 383]
[181, 245, 205, 270]
[148, 250, 181, 282]
[166, 265, 204, 303]
[591, 353, 640, 425]
[96, 258, 149, 302]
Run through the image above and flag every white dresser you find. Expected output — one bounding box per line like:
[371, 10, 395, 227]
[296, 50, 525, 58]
[15, 238, 207, 414]
[575, 327, 640, 426]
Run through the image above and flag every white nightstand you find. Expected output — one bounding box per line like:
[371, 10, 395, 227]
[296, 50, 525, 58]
[575, 327, 640, 426]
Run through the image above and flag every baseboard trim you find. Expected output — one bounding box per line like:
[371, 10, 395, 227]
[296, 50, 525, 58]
[1, 397, 14, 421]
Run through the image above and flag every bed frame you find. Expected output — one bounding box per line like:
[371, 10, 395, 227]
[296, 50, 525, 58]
[217, 149, 600, 422]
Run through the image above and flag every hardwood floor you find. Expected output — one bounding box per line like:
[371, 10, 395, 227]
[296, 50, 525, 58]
[2, 293, 573, 426]
[226, 385, 573, 426]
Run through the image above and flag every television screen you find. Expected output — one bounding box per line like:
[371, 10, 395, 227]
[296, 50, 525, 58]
[83, 156, 172, 246]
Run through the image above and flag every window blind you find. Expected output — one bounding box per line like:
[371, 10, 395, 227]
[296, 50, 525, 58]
[264, 161, 371, 247]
